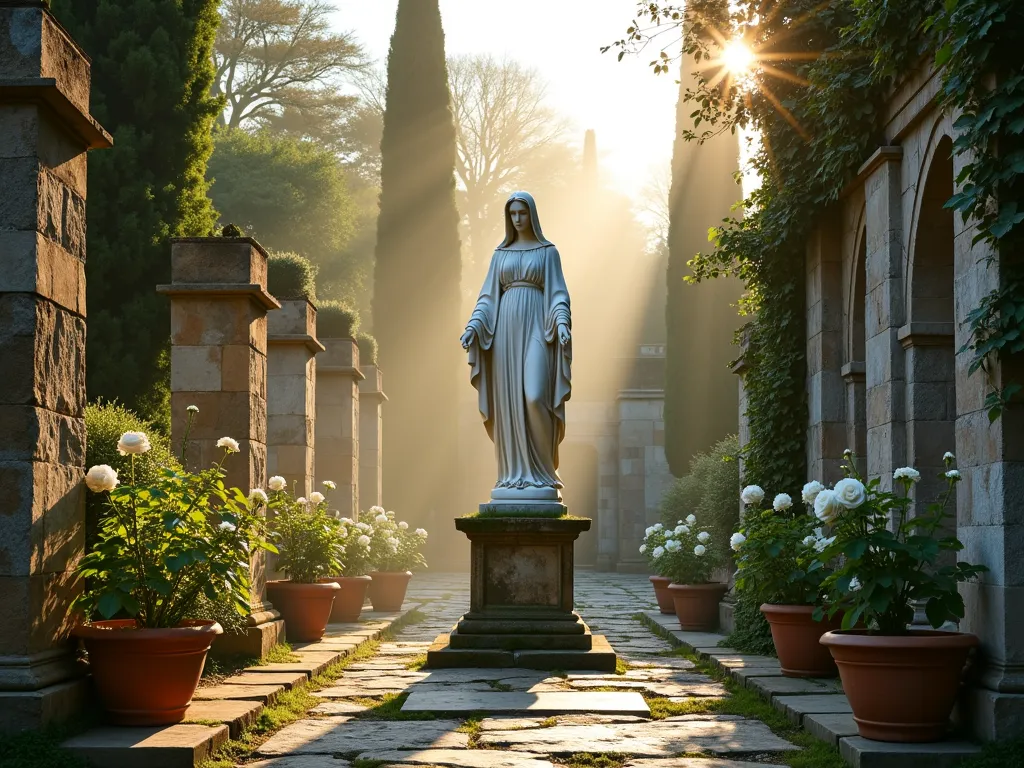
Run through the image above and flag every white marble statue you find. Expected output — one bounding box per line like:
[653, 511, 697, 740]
[461, 191, 572, 505]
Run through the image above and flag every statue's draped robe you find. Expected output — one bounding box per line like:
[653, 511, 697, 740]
[466, 243, 572, 490]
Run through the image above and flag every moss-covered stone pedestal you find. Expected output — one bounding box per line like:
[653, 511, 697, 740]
[426, 515, 616, 671]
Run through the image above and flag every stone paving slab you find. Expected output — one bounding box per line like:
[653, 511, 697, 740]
[477, 716, 797, 756]
[708, 654, 781, 669]
[772, 694, 853, 725]
[183, 698, 264, 737]
[746, 675, 841, 697]
[248, 758, 351, 768]
[309, 700, 370, 716]
[725, 666, 787, 684]
[63, 724, 229, 768]
[256, 718, 468, 756]
[401, 690, 651, 715]
[220, 672, 307, 689]
[478, 715, 649, 730]
[804, 713, 859, 746]
[624, 760, 778, 768]
[838, 736, 982, 768]
[356, 748, 555, 768]
[193, 683, 285, 704]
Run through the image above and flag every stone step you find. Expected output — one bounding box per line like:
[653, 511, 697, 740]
[400, 690, 651, 716]
[426, 633, 617, 672]
[182, 698, 264, 738]
[62, 724, 229, 768]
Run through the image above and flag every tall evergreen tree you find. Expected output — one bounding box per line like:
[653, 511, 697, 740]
[665, 48, 744, 475]
[52, 0, 222, 426]
[372, 0, 462, 531]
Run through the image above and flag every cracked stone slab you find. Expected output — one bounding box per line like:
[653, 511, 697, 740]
[402, 691, 650, 716]
[478, 715, 650, 731]
[309, 700, 371, 716]
[315, 682, 414, 697]
[257, 718, 468, 756]
[356, 749, 555, 768]
[477, 716, 797, 756]
[567, 678, 727, 698]
[249, 758, 352, 768]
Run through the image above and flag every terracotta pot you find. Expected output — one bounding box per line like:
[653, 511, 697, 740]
[668, 582, 729, 631]
[73, 619, 222, 725]
[820, 629, 978, 742]
[760, 604, 842, 678]
[649, 575, 675, 614]
[367, 571, 413, 612]
[266, 580, 340, 642]
[321, 575, 372, 623]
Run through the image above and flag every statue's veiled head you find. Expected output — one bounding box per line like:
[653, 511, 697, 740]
[500, 191, 550, 247]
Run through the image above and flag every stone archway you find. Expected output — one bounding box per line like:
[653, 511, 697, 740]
[902, 133, 957, 520]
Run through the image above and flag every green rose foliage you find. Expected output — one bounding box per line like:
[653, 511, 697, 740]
[74, 456, 275, 629]
[365, 509, 428, 573]
[267, 491, 345, 584]
[733, 508, 831, 606]
[814, 457, 987, 635]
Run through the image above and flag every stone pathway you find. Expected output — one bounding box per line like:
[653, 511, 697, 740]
[246, 572, 801, 768]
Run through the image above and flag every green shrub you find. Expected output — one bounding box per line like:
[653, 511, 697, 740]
[84, 401, 178, 544]
[318, 300, 360, 339]
[357, 331, 378, 365]
[660, 435, 740, 549]
[268, 251, 317, 300]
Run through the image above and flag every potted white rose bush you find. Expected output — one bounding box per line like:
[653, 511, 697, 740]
[640, 522, 674, 613]
[74, 409, 275, 725]
[810, 453, 985, 742]
[731, 483, 840, 677]
[323, 500, 376, 623]
[643, 517, 726, 630]
[365, 507, 428, 611]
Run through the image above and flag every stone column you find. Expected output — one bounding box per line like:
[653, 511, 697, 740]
[267, 299, 323, 497]
[158, 237, 284, 658]
[316, 337, 363, 518]
[358, 364, 387, 511]
[805, 219, 847, 484]
[861, 147, 907, 491]
[0, 3, 111, 731]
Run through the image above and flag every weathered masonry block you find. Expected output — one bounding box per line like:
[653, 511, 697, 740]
[316, 337, 362, 517]
[267, 298, 323, 497]
[0, 1, 111, 732]
[158, 237, 285, 658]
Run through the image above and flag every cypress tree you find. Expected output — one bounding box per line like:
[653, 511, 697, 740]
[372, 0, 462, 529]
[51, 0, 221, 427]
[665, 49, 744, 476]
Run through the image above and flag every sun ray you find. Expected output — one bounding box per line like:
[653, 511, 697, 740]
[757, 80, 811, 140]
[758, 63, 810, 87]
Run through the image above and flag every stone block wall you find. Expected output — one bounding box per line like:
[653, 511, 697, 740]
[316, 338, 362, 517]
[358, 364, 387, 511]
[0, 2, 110, 731]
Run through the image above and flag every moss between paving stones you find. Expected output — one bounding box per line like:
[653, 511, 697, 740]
[636, 613, 845, 768]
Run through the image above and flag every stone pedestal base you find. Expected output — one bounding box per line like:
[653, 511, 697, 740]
[426, 515, 616, 672]
[210, 613, 286, 659]
[0, 678, 90, 733]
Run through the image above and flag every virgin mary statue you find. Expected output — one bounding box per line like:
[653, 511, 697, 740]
[460, 191, 572, 505]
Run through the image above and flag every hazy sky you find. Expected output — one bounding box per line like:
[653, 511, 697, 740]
[331, 0, 680, 198]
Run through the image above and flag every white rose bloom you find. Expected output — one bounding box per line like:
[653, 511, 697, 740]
[946, 469, 961, 480]
[843, 448, 853, 458]
[730, 532, 746, 551]
[813, 527, 824, 538]
[802, 535, 817, 547]
[399, 521, 409, 530]
[740, 485, 765, 505]
[639, 544, 647, 554]
[218, 521, 236, 532]
[357, 534, 371, 547]
[665, 539, 681, 552]
[894, 467, 921, 483]
[814, 489, 842, 523]
[773, 493, 793, 511]
[677, 520, 683, 525]
[249, 488, 268, 504]
[415, 528, 428, 539]
[685, 514, 697, 525]
[268, 476, 287, 491]
[309, 491, 326, 505]
[339, 517, 353, 525]
[375, 513, 388, 524]
[833, 478, 867, 509]
[357, 522, 370, 531]
[693, 544, 706, 556]
[296, 497, 307, 505]
[801, 480, 825, 506]
[644, 526, 654, 537]
[653, 523, 663, 531]
[85, 464, 119, 493]
[814, 535, 836, 553]
[322, 480, 337, 490]
[943, 452, 956, 462]
[117, 431, 151, 456]
[674, 524, 686, 535]
[697, 531, 711, 543]
[386, 510, 396, 518]
[652, 546, 665, 558]
[216, 436, 240, 453]
[368, 505, 385, 515]
[849, 576, 862, 591]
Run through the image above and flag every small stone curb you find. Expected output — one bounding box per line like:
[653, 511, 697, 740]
[61, 605, 420, 768]
[640, 611, 982, 768]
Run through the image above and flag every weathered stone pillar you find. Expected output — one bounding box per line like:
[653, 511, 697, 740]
[861, 147, 906, 491]
[805, 217, 847, 485]
[158, 237, 284, 657]
[358, 364, 387, 511]
[316, 338, 363, 517]
[267, 299, 323, 497]
[0, 2, 111, 731]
